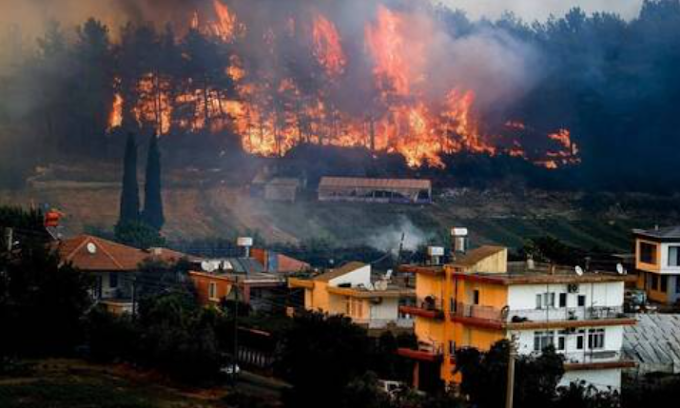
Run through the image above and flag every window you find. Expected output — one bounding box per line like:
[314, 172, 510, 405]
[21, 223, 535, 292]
[557, 330, 567, 351]
[676, 277, 680, 294]
[559, 293, 567, 308]
[208, 282, 218, 300]
[651, 274, 659, 291]
[640, 242, 657, 264]
[669, 247, 680, 267]
[109, 273, 118, 289]
[588, 329, 605, 350]
[473, 290, 480, 305]
[536, 293, 556, 309]
[577, 295, 586, 307]
[661, 276, 668, 293]
[576, 330, 585, 350]
[533, 331, 555, 352]
[449, 341, 456, 354]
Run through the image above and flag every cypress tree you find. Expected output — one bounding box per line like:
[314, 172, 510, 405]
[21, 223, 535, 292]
[118, 133, 140, 225]
[142, 134, 164, 231]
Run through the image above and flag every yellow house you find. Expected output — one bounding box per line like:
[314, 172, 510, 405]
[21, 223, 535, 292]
[633, 227, 680, 304]
[399, 246, 636, 391]
[288, 262, 414, 332]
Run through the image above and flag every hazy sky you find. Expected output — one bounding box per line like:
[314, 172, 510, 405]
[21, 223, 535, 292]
[438, 0, 644, 21]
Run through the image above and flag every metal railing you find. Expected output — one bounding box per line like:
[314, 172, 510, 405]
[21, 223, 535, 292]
[560, 350, 621, 364]
[451, 303, 626, 324]
[354, 318, 414, 329]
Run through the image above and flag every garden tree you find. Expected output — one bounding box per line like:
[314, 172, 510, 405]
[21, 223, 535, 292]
[84, 305, 137, 363]
[555, 382, 621, 408]
[118, 132, 140, 225]
[520, 236, 585, 266]
[114, 219, 165, 249]
[276, 311, 372, 408]
[455, 340, 565, 408]
[141, 134, 165, 231]
[0, 230, 92, 357]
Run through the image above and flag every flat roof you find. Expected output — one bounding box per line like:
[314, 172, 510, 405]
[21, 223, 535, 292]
[319, 177, 431, 190]
[633, 226, 680, 240]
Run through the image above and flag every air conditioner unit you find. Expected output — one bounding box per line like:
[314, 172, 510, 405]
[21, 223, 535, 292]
[567, 284, 579, 293]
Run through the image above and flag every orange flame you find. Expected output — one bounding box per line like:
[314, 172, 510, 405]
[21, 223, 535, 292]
[312, 14, 346, 77]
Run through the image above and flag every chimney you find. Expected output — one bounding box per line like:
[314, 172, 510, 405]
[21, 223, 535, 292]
[427, 246, 444, 266]
[237, 237, 253, 258]
[451, 228, 469, 259]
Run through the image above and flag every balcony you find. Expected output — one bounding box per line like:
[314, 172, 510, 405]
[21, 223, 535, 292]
[353, 318, 414, 330]
[560, 351, 636, 371]
[397, 341, 444, 362]
[450, 303, 635, 330]
[399, 296, 444, 319]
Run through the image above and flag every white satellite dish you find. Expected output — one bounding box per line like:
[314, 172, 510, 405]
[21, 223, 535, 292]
[202, 261, 216, 273]
[86, 242, 97, 254]
[374, 280, 388, 291]
[575, 266, 584, 276]
[222, 260, 233, 270]
[616, 263, 625, 275]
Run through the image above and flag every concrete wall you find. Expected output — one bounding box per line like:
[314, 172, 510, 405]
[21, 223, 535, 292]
[561, 368, 622, 390]
[329, 264, 372, 288]
[508, 281, 624, 311]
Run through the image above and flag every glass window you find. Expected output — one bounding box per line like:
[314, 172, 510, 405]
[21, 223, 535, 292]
[109, 273, 118, 289]
[670, 247, 680, 267]
[640, 242, 657, 264]
[588, 329, 605, 350]
[209, 282, 217, 300]
[676, 277, 680, 294]
[652, 274, 659, 291]
[576, 330, 585, 350]
[536, 294, 543, 309]
[577, 295, 586, 307]
[533, 331, 555, 352]
[473, 290, 480, 305]
[661, 276, 668, 293]
[559, 293, 567, 307]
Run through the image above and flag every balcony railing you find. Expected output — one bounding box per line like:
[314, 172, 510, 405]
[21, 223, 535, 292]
[451, 303, 628, 326]
[353, 318, 414, 329]
[560, 350, 621, 364]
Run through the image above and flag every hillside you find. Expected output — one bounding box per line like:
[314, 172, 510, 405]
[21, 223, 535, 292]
[2, 164, 677, 252]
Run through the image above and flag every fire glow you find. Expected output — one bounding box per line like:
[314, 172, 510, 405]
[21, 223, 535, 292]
[107, 0, 580, 170]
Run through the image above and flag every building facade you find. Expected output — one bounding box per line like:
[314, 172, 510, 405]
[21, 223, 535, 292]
[398, 246, 636, 391]
[634, 226, 680, 304]
[288, 262, 415, 332]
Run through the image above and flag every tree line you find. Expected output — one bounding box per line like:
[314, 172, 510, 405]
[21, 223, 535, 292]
[1, 1, 680, 191]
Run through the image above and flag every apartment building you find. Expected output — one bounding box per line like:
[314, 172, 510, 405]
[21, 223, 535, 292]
[398, 245, 636, 391]
[288, 262, 415, 333]
[633, 226, 680, 304]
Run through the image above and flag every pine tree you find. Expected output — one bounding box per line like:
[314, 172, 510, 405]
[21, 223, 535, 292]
[118, 133, 140, 225]
[142, 134, 164, 231]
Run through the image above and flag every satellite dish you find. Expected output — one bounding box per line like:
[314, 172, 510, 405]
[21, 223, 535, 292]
[86, 243, 97, 254]
[375, 280, 388, 291]
[222, 260, 233, 270]
[575, 266, 584, 276]
[202, 261, 215, 273]
[616, 263, 625, 275]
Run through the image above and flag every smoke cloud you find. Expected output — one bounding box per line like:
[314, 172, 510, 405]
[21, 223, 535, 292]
[366, 217, 435, 254]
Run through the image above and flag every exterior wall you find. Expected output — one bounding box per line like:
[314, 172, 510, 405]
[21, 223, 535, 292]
[561, 368, 622, 390]
[416, 273, 445, 306]
[190, 273, 233, 305]
[508, 281, 624, 312]
[636, 238, 661, 273]
[328, 264, 372, 288]
[371, 297, 400, 321]
[465, 249, 508, 274]
[97, 272, 133, 300]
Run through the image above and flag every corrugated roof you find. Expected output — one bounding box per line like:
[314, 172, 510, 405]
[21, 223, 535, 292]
[634, 226, 680, 240]
[315, 261, 367, 282]
[453, 245, 506, 267]
[319, 177, 431, 190]
[624, 314, 680, 374]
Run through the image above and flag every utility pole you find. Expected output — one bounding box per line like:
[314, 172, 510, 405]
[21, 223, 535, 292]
[506, 336, 518, 408]
[232, 278, 240, 384]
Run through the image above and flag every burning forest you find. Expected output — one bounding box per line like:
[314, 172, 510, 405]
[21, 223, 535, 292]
[4, 0, 680, 192]
[100, 0, 579, 170]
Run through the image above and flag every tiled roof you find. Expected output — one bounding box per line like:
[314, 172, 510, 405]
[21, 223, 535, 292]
[315, 261, 367, 282]
[319, 177, 431, 190]
[57, 235, 192, 272]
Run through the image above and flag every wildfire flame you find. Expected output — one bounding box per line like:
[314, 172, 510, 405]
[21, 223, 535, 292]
[107, 0, 580, 170]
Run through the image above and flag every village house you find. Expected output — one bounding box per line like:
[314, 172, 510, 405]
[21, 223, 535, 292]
[398, 233, 636, 391]
[56, 234, 193, 314]
[190, 247, 310, 312]
[633, 226, 680, 305]
[288, 261, 415, 333]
